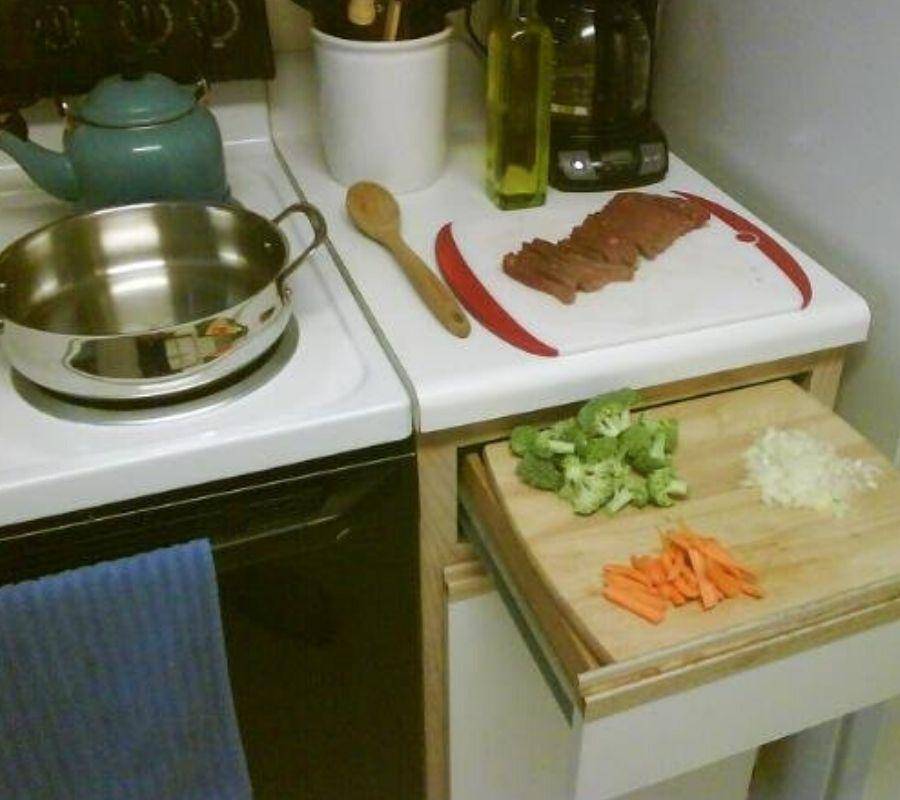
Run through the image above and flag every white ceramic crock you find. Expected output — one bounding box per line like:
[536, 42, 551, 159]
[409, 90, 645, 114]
[312, 27, 452, 194]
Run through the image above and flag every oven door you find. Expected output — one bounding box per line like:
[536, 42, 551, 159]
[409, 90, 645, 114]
[0, 445, 422, 800]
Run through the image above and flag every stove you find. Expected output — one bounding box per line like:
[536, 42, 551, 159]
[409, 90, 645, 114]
[0, 82, 412, 527]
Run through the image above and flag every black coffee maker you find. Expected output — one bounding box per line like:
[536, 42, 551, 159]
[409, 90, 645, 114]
[540, 0, 668, 191]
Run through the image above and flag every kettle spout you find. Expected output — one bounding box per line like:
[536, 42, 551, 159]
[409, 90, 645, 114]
[0, 131, 79, 202]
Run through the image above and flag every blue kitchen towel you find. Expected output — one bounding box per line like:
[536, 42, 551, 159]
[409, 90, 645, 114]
[0, 540, 253, 800]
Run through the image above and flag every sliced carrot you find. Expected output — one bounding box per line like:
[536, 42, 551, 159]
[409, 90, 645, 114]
[706, 560, 743, 599]
[672, 574, 699, 600]
[604, 564, 654, 588]
[605, 575, 665, 605]
[662, 548, 682, 582]
[687, 547, 721, 610]
[603, 586, 666, 624]
[696, 537, 757, 582]
[660, 582, 687, 607]
[740, 580, 765, 599]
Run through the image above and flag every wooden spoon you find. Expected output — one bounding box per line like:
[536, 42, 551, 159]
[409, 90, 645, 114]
[347, 182, 471, 338]
[383, 0, 403, 41]
[347, 0, 376, 26]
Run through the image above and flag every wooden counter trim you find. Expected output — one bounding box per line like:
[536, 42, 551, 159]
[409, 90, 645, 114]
[580, 594, 900, 722]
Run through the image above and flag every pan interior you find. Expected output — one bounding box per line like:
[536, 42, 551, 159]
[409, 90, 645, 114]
[0, 203, 288, 336]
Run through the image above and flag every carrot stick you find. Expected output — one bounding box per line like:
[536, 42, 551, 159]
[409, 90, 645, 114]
[662, 548, 681, 582]
[687, 547, 721, 610]
[660, 582, 686, 606]
[740, 580, 765, 599]
[672, 574, 699, 600]
[698, 537, 758, 581]
[604, 564, 654, 588]
[603, 586, 666, 624]
[605, 575, 666, 605]
[706, 560, 742, 599]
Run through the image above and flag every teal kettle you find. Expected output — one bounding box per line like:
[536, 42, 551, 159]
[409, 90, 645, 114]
[0, 71, 229, 209]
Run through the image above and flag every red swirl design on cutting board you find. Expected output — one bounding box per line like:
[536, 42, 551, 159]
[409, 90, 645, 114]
[436, 224, 559, 357]
[673, 191, 813, 308]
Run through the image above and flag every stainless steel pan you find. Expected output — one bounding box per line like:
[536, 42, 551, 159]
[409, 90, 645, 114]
[0, 201, 327, 400]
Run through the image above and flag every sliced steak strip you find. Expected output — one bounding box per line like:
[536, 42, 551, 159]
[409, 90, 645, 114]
[567, 221, 641, 267]
[503, 250, 576, 304]
[524, 239, 617, 292]
[593, 192, 699, 258]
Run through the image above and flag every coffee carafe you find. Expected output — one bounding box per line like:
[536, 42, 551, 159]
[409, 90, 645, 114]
[540, 0, 668, 191]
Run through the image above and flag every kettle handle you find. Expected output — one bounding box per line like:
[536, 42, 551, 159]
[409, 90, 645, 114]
[194, 78, 211, 104]
[271, 204, 329, 297]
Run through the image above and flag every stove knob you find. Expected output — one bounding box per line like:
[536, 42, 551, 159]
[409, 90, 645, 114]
[190, 0, 242, 48]
[118, 0, 174, 48]
[34, 4, 80, 53]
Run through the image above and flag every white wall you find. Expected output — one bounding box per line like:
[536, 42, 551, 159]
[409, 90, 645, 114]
[653, 0, 900, 460]
[652, 3, 900, 796]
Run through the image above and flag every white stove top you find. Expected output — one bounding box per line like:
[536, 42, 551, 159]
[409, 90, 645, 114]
[0, 113, 411, 527]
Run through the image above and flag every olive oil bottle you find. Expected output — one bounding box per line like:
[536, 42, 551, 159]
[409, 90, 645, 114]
[486, 0, 554, 210]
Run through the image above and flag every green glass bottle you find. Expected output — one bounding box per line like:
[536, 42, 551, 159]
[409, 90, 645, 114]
[486, 0, 554, 210]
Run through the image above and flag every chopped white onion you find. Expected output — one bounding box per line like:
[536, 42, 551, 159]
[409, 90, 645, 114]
[743, 428, 880, 516]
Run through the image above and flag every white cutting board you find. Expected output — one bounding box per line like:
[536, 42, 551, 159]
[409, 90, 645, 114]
[451, 202, 805, 356]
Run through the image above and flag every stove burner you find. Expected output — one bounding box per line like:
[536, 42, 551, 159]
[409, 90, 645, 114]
[13, 318, 299, 426]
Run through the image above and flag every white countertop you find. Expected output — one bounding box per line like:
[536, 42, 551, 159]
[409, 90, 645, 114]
[270, 45, 870, 434]
[0, 85, 411, 527]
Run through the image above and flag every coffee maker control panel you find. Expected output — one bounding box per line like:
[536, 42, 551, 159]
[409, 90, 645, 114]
[0, 0, 274, 103]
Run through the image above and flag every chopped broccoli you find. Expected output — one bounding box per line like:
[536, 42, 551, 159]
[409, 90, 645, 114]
[647, 467, 689, 508]
[534, 429, 576, 458]
[604, 473, 650, 514]
[563, 472, 616, 515]
[510, 425, 539, 457]
[516, 454, 564, 492]
[510, 424, 575, 458]
[549, 418, 589, 452]
[576, 388, 641, 438]
[577, 435, 620, 463]
[630, 431, 670, 474]
[558, 455, 617, 515]
[655, 418, 679, 453]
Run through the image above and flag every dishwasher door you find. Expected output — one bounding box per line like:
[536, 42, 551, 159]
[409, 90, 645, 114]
[0, 442, 422, 800]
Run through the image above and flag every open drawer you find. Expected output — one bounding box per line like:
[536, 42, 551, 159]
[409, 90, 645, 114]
[457, 381, 900, 799]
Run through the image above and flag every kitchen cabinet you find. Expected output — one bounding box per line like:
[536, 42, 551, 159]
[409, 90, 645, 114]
[442, 379, 900, 799]
[448, 589, 758, 800]
[417, 351, 847, 798]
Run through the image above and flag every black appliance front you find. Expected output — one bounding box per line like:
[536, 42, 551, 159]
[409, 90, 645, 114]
[0, 440, 423, 800]
[540, 0, 668, 192]
[0, 0, 275, 103]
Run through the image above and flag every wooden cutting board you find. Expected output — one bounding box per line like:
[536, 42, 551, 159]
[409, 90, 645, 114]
[482, 381, 900, 665]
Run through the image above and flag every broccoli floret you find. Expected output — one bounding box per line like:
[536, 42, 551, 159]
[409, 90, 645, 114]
[563, 472, 616, 516]
[604, 472, 650, 515]
[647, 467, 689, 508]
[577, 435, 620, 463]
[576, 388, 641, 438]
[510, 424, 575, 458]
[510, 425, 539, 457]
[549, 418, 588, 452]
[630, 431, 670, 474]
[655, 418, 679, 453]
[557, 454, 617, 515]
[533, 429, 576, 458]
[516, 453, 564, 492]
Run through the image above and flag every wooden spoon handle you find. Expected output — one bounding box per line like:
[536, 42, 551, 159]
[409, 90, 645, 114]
[387, 236, 471, 338]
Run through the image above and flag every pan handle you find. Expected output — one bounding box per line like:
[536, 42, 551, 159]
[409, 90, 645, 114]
[272, 203, 328, 296]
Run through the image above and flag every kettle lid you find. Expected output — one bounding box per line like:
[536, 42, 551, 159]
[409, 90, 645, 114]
[77, 72, 196, 128]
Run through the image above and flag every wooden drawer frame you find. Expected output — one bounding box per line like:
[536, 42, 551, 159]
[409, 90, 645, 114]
[420, 347, 850, 800]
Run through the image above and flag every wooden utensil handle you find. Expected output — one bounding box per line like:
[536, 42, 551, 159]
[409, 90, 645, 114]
[388, 236, 471, 338]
